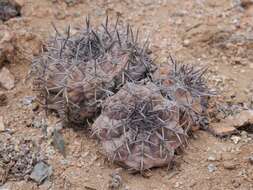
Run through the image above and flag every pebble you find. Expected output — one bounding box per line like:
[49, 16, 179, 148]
[30, 161, 52, 184]
[0, 93, 8, 106]
[208, 155, 216, 161]
[174, 182, 181, 188]
[32, 117, 46, 128]
[223, 161, 237, 170]
[0, 67, 15, 90]
[0, 116, 5, 132]
[207, 154, 221, 161]
[183, 39, 190, 47]
[231, 135, 241, 144]
[249, 155, 253, 165]
[52, 129, 66, 157]
[207, 164, 217, 173]
[21, 96, 35, 106]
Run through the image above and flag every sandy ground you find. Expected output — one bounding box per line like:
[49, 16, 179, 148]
[1, 0, 253, 189]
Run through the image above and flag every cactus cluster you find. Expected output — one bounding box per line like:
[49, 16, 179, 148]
[33, 17, 210, 172]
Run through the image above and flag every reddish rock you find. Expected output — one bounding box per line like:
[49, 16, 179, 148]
[0, 26, 14, 66]
[208, 123, 238, 137]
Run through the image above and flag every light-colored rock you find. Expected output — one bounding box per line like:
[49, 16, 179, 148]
[0, 67, 15, 90]
[13, 30, 43, 61]
[228, 110, 253, 128]
[231, 135, 241, 144]
[207, 163, 216, 172]
[0, 116, 5, 132]
[223, 161, 237, 170]
[209, 110, 253, 137]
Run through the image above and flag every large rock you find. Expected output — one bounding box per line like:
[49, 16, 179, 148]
[0, 25, 14, 67]
[0, 25, 43, 67]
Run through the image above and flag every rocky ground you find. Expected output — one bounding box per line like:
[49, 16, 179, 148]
[0, 0, 253, 189]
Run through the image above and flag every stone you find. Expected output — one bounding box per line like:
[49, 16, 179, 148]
[241, 0, 253, 9]
[209, 110, 253, 138]
[21, 96, 35, 106]
[0, 116, 5, 132]
[231, 135, 241, 144]
[0, 93, 8, 106]
[223, 161, 237, 170]
[207, 154, 221, 161]
[52, 129, 66, 157]
[183, 39, 190, 47]
[30, 161, 52, 184]
[0, 26, 14, 66]
[241, 131, 248, 139]
[207, 164, 216, 173]
[230, 110, 253, 128]
[249, 155, 253, 165]
[0, 0, 21, 22]
[13, 31, 43, 60]
[0, 67, 15, 90]
[208, 155, 216, 161]
[108, 170, 123, 190]
[208, 123, 238, 137]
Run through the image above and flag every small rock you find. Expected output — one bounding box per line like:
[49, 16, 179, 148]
[174, 182, 180, 188]
[108, 169, 123, 190]
[39, 180, 52, 190]
[64, 0, 78, 6]
[231, 135, 241, 144]
[54, 11, 66, 20]
[30, 161, 52, 184]
[207, 155, 217, 161]
[249, 155, 253, 165]
[230, 110, 253, 128]
[223, 161, 237, 170]
[241, 130, 248, 139]
[0, 67, 15, 90]
[0, 0, 21, 21]
[0, 26, 14, 66]
[208, 124, 238, 137]
[183, 39, 190, 47]
[207, 163, 216, 172]
[32, 117, 46, 128]
[52, 129, 66, 157]
[0, 93, 8, 106]
[0, 116, 5, 132]
[241, 0, 253, 9]
[22, 96, 35, 106]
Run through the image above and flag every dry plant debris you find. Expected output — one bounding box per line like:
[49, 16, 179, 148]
[0, 138, 46, 185]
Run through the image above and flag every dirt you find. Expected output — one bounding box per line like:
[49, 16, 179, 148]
[0, 0, 253, 189]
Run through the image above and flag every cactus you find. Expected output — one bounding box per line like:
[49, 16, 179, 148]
[92, 82, 187, 172]
[33, 17, 211, 172]
[33, 17, 155, 126]
[92, 58, 211, 172]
